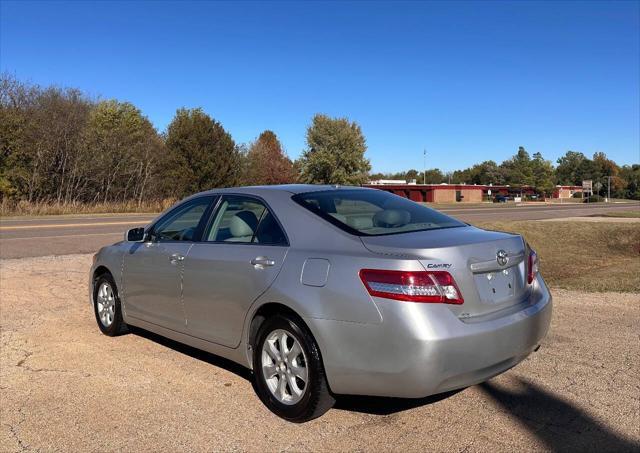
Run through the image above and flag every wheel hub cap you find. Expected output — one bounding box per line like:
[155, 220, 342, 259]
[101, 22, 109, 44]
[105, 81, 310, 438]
[261, 329, 308, 405]
[96, 282, 115, 327]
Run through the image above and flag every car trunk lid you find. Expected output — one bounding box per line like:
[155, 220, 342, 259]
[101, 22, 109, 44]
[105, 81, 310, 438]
[360, 226, 530, 319]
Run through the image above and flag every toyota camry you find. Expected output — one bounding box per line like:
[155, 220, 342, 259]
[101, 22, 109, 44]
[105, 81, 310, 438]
[89, 185, 552, 422]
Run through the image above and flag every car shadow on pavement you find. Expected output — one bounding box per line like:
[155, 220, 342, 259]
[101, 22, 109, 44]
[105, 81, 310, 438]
[131, 324, 463, 416]
[334, 389, 463, 415]
[479, 377, 639, 452]
[129, 326, 253, 381]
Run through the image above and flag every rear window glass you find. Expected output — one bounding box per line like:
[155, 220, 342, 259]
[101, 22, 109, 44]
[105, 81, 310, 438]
[292, 189, 465, 236]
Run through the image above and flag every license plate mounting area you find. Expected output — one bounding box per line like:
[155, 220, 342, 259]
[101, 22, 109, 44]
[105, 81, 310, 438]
[474, 268, 515, 303]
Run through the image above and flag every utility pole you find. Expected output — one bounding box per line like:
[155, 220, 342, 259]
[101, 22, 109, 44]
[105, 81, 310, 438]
[423, 148, 426, 185]
[607, 175, 611, 202]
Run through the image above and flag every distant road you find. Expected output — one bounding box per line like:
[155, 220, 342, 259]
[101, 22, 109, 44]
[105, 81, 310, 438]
[435, 202, 640, 221]
[1, 203, 638, 259]
[0, 214, 157, 259]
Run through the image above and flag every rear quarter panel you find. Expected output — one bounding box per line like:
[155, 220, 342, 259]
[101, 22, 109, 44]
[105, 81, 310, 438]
[246, 189, 429, 324]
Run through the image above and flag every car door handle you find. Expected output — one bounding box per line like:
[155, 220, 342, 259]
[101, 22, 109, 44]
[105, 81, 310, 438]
[169, 253, 185, 264]
[250, 257, 275, 268]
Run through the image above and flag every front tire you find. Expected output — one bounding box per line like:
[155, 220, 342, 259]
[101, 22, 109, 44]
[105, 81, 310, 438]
[253, 314, 334, 422]
[93, 273, 128, 336]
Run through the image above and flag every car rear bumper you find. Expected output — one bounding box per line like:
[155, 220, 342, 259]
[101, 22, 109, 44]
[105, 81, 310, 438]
[306, 275, 552, 398]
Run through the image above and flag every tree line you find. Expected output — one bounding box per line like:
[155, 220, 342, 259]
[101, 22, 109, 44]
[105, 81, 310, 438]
[372, 147, 639, 199]
[1, 74, 638, 207]
[0, 75, 370, 206]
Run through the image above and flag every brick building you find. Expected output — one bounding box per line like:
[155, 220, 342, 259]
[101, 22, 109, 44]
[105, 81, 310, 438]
[552, 185, 583, 199]
[363, 183, 540, 203]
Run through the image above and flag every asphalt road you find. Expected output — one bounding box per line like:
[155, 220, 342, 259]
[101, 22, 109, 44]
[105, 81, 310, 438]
[0, 214, 157, 259]
[1, 255, 638, 452]
[1, 203, 638, 259]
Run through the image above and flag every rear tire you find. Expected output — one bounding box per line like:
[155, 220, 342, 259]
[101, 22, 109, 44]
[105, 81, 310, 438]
[253, 314, 334, 422]
[93, 272, 128, 336]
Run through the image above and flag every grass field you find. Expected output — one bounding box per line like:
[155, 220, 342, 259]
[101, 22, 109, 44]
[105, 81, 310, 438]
[590, 211, 640, 218]
[476, 220, 640, 293]
[0, 199, 176, 217]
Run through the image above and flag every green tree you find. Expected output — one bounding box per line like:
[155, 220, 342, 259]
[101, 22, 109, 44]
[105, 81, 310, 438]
[244, 130, 295, 185]
[298, 114, 370, 185]
[531, 152, 555, 196]
[619, 164, 640, 199]
[0, 75, 94, 203]
[38, 87, 93, 203]
[165, 108, 240, 196]
[451, 167, 473, 184]
[576, 158, 598, 186]
[420, 168, 445, 184]
[592, 152, 618, 177]
[405, 169, 419, 181]
[0, 75, 36, 199]
[83, 100, 166, 204]
[556, 151, 588, 185]
[0, 75, 168, 205]
[455, 160, 505, 185]
[500, 146, 535, 186]
[368, 172, 387, 181]
[590, 152, 624, 197]
[474, 160, 505, 185]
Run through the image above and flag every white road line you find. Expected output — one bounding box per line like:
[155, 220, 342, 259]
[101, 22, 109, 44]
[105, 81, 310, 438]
[0, 220, 150, 231]
[0, 232, 122, 241]
[0, 215, 155, 223]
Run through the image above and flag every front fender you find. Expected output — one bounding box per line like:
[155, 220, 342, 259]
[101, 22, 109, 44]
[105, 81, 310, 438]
[88, 244, 126, 307]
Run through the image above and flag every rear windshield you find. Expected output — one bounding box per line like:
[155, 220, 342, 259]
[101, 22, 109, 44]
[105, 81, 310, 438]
[292, 189, 466, 236]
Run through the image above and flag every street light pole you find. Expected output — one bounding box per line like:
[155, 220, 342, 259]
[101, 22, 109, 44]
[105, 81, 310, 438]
[423, 148, 426, 185]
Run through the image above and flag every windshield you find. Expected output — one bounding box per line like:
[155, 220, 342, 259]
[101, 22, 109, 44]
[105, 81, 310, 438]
[292, 189, 466, 236]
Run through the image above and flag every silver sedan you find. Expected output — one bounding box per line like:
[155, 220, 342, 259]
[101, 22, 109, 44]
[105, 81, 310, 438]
[90, 185, 552, 422]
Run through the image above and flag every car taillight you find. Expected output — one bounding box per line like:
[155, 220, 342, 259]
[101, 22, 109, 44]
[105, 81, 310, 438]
[527, 249, 539, 284]
[359, 269, 464, 304]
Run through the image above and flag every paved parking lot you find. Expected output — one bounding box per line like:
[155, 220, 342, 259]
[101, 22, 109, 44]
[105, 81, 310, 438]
[1, 254, 638, 452]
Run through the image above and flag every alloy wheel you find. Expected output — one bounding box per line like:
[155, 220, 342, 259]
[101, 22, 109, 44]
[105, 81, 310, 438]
[96, 282, 116, 327]
[261, 329, 308, 405]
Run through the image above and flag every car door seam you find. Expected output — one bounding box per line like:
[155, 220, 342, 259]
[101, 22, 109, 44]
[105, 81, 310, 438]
[230, 246, 290, 349]
[238, 247, 290, 349]
[181, 243, 194, 326]
[119, 251, 129, 318]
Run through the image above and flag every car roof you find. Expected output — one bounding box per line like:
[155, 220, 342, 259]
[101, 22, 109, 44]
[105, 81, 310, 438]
[199, 184, 370, 196]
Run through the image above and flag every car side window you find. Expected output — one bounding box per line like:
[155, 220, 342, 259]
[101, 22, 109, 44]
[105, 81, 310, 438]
[152, 197, 213, 242]
[205, 195, 287, 245]
[254, 211, 287, 245]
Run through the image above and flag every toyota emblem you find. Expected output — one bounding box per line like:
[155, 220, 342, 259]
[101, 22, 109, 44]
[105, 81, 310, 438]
[496, 250, 509, 266]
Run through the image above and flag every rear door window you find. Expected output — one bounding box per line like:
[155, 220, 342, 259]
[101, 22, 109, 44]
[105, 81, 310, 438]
[205, 195, 288, 245]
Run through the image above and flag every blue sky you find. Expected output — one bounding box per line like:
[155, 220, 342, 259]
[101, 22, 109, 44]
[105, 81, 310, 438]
[1, 1, 638, 173]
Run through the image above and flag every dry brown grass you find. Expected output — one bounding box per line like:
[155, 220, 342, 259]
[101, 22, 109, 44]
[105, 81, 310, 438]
[0, 199, 175, 217]
[475, 220, 640, 293]
[591, 211, 640, 219]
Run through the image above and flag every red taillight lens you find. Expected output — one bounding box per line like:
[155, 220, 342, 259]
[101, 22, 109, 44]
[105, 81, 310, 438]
[359, 269, 464, 304]
[527, 249, 539, 284]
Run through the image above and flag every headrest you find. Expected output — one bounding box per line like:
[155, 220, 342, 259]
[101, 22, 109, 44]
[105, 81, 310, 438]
[347, 216, 374, 230]
[230, 211, 258, 237]
[373, 209, 411, 227]
[329, 213, 347, 223]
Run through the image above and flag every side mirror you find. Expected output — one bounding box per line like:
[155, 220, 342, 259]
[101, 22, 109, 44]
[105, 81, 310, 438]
[125, 227, 146, 242]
